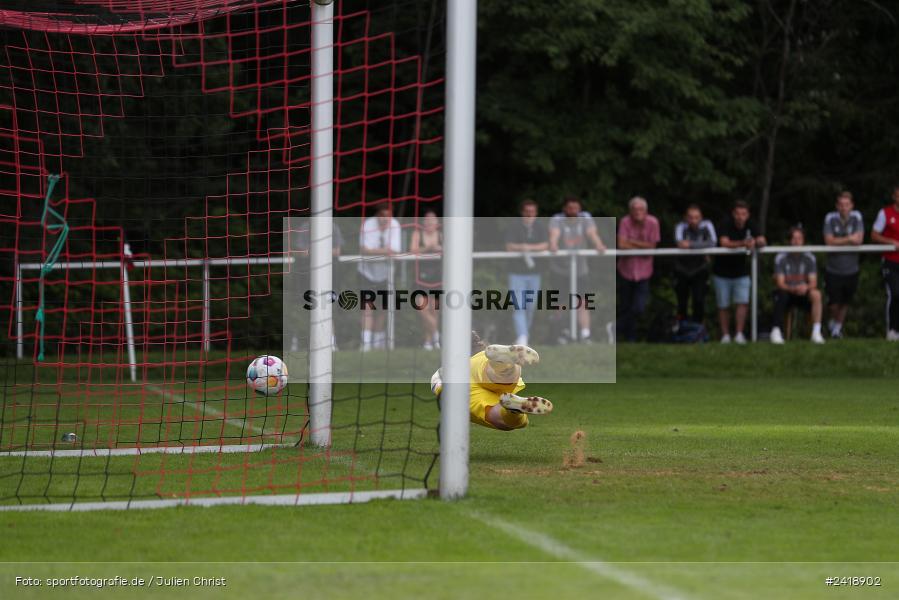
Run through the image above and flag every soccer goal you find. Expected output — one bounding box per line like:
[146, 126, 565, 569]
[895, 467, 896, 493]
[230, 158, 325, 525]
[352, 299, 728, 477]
[0, 0, 476, 510]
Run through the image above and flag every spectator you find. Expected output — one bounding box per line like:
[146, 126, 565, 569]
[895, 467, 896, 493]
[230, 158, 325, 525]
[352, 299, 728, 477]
[505, 199, 549, 345]
[713, 200, 766, 344]
[359, 205, 402, 351]
[616, 196, 661, 342]
[769, 226, 825, 345]
[410, 210, 442, 350]
[871, 184, 899, 341]
[548, 196, 606, 344]
[822, 191, 864, 338]
[673, 204, 716, 324]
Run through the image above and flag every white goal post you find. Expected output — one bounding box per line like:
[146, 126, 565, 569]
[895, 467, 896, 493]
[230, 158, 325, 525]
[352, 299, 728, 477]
[439, 0, 478, 501]
[308, 0, 335, 449]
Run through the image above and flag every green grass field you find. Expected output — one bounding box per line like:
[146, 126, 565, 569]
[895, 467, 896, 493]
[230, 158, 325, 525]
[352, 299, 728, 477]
[2, 342, 899, 599]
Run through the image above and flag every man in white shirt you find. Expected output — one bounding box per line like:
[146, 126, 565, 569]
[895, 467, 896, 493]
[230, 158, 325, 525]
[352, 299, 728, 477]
[358, 205, 402, 350]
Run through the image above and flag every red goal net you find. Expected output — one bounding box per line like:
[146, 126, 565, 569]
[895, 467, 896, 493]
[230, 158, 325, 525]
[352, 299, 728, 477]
[0, 0, 444, 509]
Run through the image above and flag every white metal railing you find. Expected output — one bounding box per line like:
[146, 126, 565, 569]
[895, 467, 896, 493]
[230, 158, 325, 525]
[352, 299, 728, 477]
[13, 244, 894, 378]
[339, 243, 894, 343]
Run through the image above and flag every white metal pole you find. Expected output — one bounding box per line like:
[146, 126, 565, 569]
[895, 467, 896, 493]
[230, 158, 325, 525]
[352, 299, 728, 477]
[387, 256, 395, 350]
[309, 0, 335, 448]
[202, 259, 211, 352]
[15, 260, 24, 359]
[568, 252, 577, 341]
[751, 249, 758, 342]
[121, 245, 137, 383]
[440, 0, 477, 501]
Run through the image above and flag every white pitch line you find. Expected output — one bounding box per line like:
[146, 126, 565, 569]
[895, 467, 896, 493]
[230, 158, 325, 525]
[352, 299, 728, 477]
[0, 387, 359, 466]
[0, 385, 300, 458]
[469, 511, 690, 600]
[0, 488, 429, 512]
[1, 443, 289, 458]
[146, 384, 300, 442]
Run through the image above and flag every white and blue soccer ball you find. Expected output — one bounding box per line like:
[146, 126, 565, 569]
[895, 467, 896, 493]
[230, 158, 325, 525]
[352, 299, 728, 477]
[430, 368, 442, 395]
[246, 355, 289, 396]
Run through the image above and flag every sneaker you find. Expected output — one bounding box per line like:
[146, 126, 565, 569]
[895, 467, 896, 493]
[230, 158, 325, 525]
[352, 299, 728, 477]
[500, 393, 553, 415]
[514, 335, 528, 346]
[581, 337, 593, 345]
[720, 334, 732, 344]
[423, 341, 434, 351]
[485, 344, 540, 366]
[888, 330, 899, 342]
[770, 327, 785, 345]
[811, 330, 825, 344]
[734, 332, 747, 345]
[831, 330, 843, 340]
[557, 329, 571, 345]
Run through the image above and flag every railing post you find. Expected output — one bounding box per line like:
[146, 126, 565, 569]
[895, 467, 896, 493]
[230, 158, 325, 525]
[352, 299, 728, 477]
[121, 244, 138, 383]
[15, 258, 24, 360]
[387, 256, 396, 350]
[202, 259, 211, 352]
[751, 248, 759, 342]
[568, 251, 577, 341]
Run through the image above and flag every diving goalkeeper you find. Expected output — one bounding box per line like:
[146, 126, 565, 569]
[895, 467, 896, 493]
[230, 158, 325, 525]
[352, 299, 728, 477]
[430, 333, 553, 431]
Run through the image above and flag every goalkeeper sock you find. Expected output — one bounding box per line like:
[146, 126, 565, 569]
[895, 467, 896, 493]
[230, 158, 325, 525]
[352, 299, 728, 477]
[499, 406, 528, 429]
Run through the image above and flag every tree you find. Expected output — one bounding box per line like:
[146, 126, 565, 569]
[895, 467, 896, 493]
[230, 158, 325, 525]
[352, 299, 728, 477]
[476, 0, 757, 220]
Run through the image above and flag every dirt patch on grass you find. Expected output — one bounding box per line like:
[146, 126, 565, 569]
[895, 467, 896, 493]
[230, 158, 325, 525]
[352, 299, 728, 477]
[720, 469, 770, 478]
[562, 430, 587, 469]
[487, 467, 603, 478]
[488, 467, 557, 477]
[862, 485, 894, 493]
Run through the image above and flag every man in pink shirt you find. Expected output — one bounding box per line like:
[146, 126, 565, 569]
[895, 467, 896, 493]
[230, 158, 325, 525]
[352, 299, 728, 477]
[616, 196, 661, 341]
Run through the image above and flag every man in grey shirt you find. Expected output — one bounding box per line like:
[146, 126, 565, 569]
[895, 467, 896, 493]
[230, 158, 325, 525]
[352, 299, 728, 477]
[770, 226, 825, 344]
[548, 197, 606, 343]
[822, 191, 864, 338]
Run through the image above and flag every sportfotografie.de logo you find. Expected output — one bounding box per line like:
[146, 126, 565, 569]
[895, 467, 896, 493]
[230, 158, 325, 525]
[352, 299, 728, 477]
[302, 289, 598, 311]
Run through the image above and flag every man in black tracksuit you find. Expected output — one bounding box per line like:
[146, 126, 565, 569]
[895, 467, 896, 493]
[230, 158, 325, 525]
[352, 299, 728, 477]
[673, 204, 717, 324]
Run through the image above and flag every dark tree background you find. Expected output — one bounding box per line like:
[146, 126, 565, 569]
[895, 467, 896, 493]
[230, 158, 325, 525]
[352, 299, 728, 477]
[476, 0, 899, 235]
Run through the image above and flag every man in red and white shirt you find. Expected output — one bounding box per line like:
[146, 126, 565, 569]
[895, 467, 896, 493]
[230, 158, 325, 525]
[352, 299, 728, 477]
[871, 184, 899, 340]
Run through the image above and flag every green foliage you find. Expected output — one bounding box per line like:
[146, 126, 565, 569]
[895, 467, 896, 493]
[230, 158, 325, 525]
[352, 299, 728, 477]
[475, 0, 899, 230]
[477, 0, 758, 217]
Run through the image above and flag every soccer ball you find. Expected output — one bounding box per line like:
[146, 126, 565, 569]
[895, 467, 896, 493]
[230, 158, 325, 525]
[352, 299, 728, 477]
[430, 368, 442, 395]
[246, 355, 289, 396]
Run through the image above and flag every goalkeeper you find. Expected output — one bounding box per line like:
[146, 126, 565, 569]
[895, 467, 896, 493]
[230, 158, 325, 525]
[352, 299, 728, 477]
[430, 333, 553, 431]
